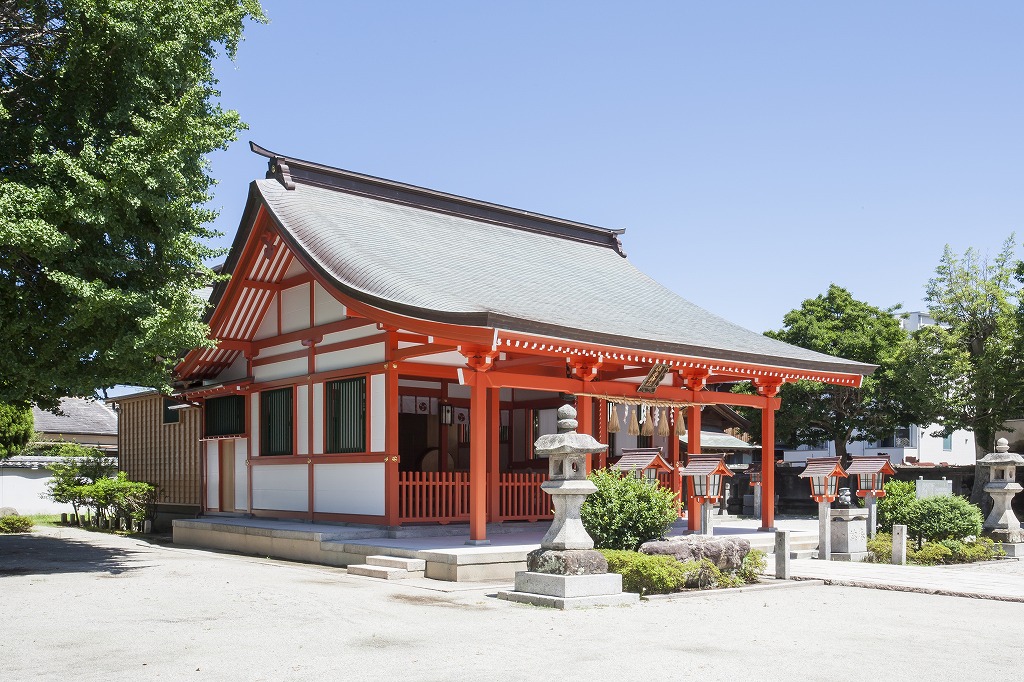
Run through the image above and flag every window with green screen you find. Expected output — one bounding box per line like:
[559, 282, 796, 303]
[325, 377, 366, 453]
[261, 388, 293, 455]
[204, 395, 245, 437]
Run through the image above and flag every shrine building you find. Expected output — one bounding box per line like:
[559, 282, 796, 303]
[170, 143, 873, 543]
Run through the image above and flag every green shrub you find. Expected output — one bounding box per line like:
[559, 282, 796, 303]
[582, 469, 678, 550]
[907, 495, 982, 543]
[599, 549, 689, 595]
[909, 542, 952, 565]
[0, 514, 33, 533]
[738, 549, 766, 584]
[877, 480, 915, 532]
[866, 532, 893, 563]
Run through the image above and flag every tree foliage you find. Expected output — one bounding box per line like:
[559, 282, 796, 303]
[904, 238, 1024, 502]
[0, 401, 33, 458]
[738, 285, 921, 460]
[0, 0, 265, 408]
[581, 468, 678, 550]
[43, 442, 115, 518]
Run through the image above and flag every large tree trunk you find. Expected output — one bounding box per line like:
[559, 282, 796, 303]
[971, 430, 993, 515]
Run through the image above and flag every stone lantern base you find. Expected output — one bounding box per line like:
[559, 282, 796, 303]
[985, 530, 1024, 557]
[829, 508, 869, 562]
[496, 549, 639, 610]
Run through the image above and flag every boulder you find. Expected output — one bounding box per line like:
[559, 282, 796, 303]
[639, 536, 751, 570]
[526, 548, 608, 575]
[0, 507, 19, 518]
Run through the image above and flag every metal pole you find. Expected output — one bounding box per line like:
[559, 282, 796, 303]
[866, 493, 877, 539]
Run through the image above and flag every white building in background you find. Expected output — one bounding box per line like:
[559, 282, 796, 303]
[782, 425, 976, 466]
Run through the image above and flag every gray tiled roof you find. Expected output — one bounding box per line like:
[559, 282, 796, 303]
[253, 177, 873, 376]
[32, 398, 118, 437]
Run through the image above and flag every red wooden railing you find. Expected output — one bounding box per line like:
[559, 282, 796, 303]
[398, 471, 553, 523]
[499, 473, 551, 521]
[656, 471, 675, 489]
[398, 471, 470, 523]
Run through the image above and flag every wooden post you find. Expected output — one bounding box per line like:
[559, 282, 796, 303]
[577, 395, 593, 474]
[468, 374, 489, 544]
[686, 405, 702, 531]
[666, 410, 681, 514]
[760, 398, 776, 531]
[596, 398, 608, 469]
[439, 381, 449, 473]
[487, 387, 501, 523]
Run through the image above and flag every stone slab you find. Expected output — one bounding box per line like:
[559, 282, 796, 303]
[1000, 543, 1024, 558]
[830, 552, 870, 562]
[496, 590, 639, 610]
[513, 571, 623, 598]
[366, 555, 426, 571]
[347, 564, 425, 580]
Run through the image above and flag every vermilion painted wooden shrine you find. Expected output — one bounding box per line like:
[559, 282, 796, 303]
[175, 143, 873, 544]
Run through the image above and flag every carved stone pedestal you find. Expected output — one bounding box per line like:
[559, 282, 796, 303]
[829, 507, 869, 562]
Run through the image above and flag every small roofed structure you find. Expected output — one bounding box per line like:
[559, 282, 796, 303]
[679, 455, 734, 503]
[798, 456, 848, 503]
[846, 455, 896, 497]
[611, 447, 674, 485]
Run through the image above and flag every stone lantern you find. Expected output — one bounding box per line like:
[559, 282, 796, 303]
[978, 438, 1024, 556]
[847, 455, 896, 539]
[497, 404, 639, 608]
[799, 457, 852, 561]
[679, 455, 734, 535]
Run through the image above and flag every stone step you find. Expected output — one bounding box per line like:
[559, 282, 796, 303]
[790, 550, 816, 560]
[347, 564, 425, 580]
[366, 555, 426, 571]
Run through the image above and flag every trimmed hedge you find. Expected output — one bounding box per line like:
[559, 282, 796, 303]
[581, 469, 678, 550]
[599, 548, 766, 595]
[0, 515, 33, 533]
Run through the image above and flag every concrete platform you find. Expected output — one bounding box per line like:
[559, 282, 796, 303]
[173, 515, 822, 582]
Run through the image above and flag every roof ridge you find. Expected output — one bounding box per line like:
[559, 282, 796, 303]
[250, 142, 627, 255]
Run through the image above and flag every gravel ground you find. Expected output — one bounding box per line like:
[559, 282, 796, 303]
[1, 526, 1018, 682]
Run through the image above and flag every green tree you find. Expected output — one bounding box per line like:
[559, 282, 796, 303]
[0, 401, 33, 459]
[910, 238, 1024, 504]
[43, 442, 115, 519]
[0, 0, 265, 409]
[737, 285, 922, 461]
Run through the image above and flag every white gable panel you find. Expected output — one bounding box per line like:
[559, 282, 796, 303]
[403, 350, 467, 366]
[280, 283, 310, 334]
[283, 258, 306, 279]
[314, 282, 346, 326]
[321, 326, 381, 346]
[253, 297, 278, 340]
[217, 353, 249, 382]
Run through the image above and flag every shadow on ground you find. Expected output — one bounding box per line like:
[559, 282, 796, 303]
[0, 533, 148, 577]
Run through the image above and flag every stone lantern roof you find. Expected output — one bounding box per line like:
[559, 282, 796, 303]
[978, 438, 1024, 466]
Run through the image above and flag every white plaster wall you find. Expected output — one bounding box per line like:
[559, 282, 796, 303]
[250, 394, 260, 457]
[313, 383, 324, 455]
[320, 326, 381, 347]
[283, 259, 306, 278]
[253, 356, 308, 383]
[218, 353, 249, 382]
[255, 340, 305, 359]
[234, 439, 248, 511]
[370, 374, 385, 452]
[296, 385, 309, 456]
[316, 343, 385, 373]
[251, 464, 308, 512]
[280, 283, 310, 334]
[0, 468, 72, 515]
[918, 427, 975, 465]
[206, 441, 219, 510]
[253, 297, 278, 340]
[313, 463, 385, 516]
[313, 282, 346, 326]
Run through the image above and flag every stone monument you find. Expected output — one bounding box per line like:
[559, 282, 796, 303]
[497, 404, 639, 609]
[978, 438, 1024, 557]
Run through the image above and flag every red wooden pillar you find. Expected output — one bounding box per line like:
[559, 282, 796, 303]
[686, 404, 702, 531]
[487, 387, 501, 523]
[596, 398, 608, 469]
[666, 409, 681, 513]
[760, 398, 777, 531]
[577, 395, 593, 474]
[384, 341, 400, 527]
[439, 381, 449, 473]
[468, 373, 489, 544]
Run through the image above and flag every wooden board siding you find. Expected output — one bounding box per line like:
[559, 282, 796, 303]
[117, 395, 201, 507]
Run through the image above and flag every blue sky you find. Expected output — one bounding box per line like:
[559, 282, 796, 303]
[203, 1, 1023, 334]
